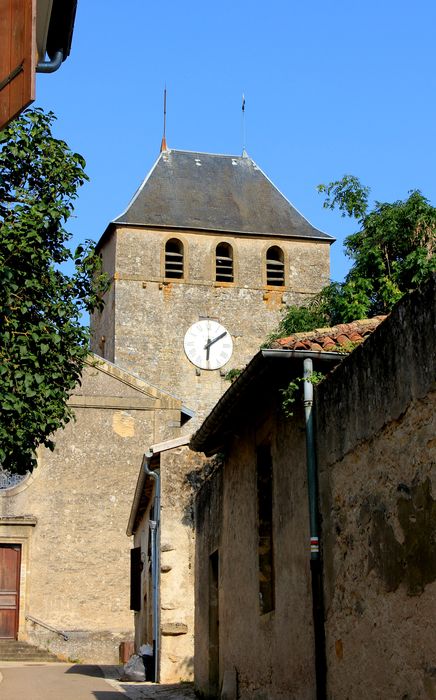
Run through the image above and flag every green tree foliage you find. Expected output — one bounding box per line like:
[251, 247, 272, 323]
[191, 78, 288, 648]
[264, 301, 330, 345]
[272, 177, 436, 337]
[0, 109, 108, 474]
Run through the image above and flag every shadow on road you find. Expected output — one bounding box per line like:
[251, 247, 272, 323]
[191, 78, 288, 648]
[65, 664, 104, 678]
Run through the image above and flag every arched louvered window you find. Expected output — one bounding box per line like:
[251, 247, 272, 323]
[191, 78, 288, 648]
[215, 243, 234, 283]
[165, 238, 184, 279]
[266, 246, 285, 286]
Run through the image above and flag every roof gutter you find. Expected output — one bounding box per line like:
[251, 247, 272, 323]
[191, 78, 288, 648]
[261, 349, 342, 362]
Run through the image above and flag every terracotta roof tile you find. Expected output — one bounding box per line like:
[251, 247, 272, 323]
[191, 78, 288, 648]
[270, 316, 387, 353]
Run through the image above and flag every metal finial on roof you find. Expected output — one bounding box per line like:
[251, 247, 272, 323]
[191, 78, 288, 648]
[160, 87, 168, 152]
[241, 93, 248, 157]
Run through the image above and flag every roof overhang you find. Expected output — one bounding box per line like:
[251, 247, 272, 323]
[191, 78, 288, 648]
[190, 349, 343, 456]
[37, 0, 77, 63]
[127, 434, 192, 536]
[96, 220, 335, 255]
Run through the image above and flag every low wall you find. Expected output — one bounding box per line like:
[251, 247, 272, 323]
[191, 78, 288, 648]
[317, 276, 436, 699]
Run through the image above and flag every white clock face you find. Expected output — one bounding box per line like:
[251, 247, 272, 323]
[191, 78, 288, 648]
[184, 320, 233, 370]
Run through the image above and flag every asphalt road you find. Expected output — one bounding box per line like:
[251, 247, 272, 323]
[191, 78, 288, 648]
[0, 662, 196, 699]
[0, 663, 127, 700]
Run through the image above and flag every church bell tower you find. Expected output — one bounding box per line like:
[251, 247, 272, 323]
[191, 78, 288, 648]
[91, 146, 333, 427]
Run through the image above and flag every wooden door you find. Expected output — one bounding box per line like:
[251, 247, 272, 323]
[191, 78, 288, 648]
[0, 544, 21, 639]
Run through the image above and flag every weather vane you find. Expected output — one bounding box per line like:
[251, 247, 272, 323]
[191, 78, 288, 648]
[242, 93, 248, 157]
[160, 86, 168, 152]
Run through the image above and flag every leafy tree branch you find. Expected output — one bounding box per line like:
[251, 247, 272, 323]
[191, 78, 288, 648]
[0, 108, 109, 474]
[269, 177, 436, 338]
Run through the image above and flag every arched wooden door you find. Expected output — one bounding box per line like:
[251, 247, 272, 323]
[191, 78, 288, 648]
[0, 544, 21, 639]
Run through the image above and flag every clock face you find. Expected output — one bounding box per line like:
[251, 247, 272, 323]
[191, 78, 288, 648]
[184, 320, 233, 370]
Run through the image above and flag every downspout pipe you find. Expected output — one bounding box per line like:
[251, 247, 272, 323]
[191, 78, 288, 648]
[303, 358, 327, 700]
[142, 451, 161, 683]
[36, 50, 64, 73]
[304, 358, 319, 562]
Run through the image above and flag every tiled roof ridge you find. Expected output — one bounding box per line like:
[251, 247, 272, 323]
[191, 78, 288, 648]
[271, 315, 388, 352]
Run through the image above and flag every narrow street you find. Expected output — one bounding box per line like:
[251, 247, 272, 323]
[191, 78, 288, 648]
[0, 662, 195, 700]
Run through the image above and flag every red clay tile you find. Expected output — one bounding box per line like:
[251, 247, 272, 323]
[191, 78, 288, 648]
[337, 334, 352, 347]
[269, 315, 388, 352]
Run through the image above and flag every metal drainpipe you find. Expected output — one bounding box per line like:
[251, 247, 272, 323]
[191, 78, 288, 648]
[36, 50, 64, 73]
[303, 358, 327, 700]
[304, 358, 319, 561]
[142, 451, 161, 682]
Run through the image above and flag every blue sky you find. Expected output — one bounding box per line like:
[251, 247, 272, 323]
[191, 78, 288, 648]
[35, 0, 436, 283]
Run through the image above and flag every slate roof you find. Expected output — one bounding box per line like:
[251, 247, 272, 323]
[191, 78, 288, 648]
[271, 317, 387, 353]
[112, 149, 333, 241]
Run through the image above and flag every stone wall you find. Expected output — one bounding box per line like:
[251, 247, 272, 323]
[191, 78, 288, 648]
[195, 400, 317, 699]
[316, 277, 436, 699]
[0, 358, 184, 663]
[194, 464, 222, 697]
[193, 277, 435, 699]
[158, 446, 204, 682]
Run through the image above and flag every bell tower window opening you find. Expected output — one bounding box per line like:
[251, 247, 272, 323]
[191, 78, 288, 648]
[266, 246, 285, 286]
[165, 238, 184, 279]
[215, 243, 234, 283]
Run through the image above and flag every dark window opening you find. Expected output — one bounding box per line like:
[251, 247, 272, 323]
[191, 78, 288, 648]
[165, 238, 184, 279]
[266, 246, 285, 286]
[216, 243, 234, 282]
[130, 546, 142, 612]
[257, 444, 275, 614]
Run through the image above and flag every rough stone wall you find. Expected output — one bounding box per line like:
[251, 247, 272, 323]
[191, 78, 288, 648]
[158, 446, 205, 683]
[194, 464, 222, 697]
[91, 226, 331, 427]
[195, 401, 317, 699]
[91, 230, 117, 362]
[0, 359, 183, 663]
[316, 277, 436, 699]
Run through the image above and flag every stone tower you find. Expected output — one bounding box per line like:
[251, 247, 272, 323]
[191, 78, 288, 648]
[91, 148, 333, 427]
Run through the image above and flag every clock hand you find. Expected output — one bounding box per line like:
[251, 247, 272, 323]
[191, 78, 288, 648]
[204, 330, 227, 351]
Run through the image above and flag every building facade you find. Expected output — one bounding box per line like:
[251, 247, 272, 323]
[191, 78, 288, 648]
[190, 277, 436, 699]
[0, 357, 188, 662]
[0, 145, 332, 672]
